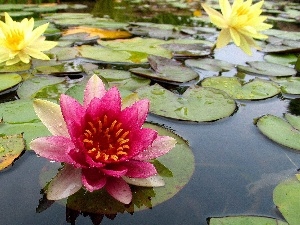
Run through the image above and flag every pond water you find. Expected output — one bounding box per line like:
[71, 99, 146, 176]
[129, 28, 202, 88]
[0, 1, 300, 225]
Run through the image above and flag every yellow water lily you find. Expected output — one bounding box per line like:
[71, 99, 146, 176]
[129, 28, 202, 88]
[0, 12, 57, 65]
[202, 0, 272, 55]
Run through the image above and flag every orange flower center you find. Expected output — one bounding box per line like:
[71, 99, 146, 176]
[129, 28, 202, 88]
[83, 115, 130, 162]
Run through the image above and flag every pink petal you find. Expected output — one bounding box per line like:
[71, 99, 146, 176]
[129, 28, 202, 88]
[133, 135, 176, 161]
[121, 160, 157, 178]
[30, 136, 76, 164]
[105, 177, 132, 204]
[82, 168, 107, 192]
[60, 94, 85, 143]
[127, 128, 157, 157]
[120, 99, 149, 128]
[86, 87, 121, 119]
[33, 99, 69, 137]
[47, 164, 82, 200]
[83, 75, 106, 108]
[101, 164, 128, 177]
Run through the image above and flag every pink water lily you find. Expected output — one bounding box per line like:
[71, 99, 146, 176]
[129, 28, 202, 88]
[30, 75, 176, 204]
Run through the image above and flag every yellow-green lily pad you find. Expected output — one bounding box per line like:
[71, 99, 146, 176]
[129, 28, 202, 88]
[0, 73, 22, 94]
[0, 134, 25, 170]
[209, 216, 288, 225]
[201, 77, 280, 100]
[256, 114, 300, 151]
[272, 77, 300, 95]
[273, 175, 300, 225]
[136, 84, 236, 122]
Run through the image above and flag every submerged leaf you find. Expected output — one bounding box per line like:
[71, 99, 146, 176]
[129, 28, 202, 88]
[209, 216, 288, 225]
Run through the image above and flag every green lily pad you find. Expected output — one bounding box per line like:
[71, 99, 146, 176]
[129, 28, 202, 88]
[273, 175, 300, 225]
[209, 216, 288, 225]
[0, 122, 50, 150]
[272, 77, 300, 95]
[49, 122, 194, 214]
[17, 76, 66, 99]
[0, 73, 22, 94]
[94, 69, 151, 91]
[237, 61, 297, 77]
[34, 62, 82, 75]
[136, 84, 236, 122]
[256, 114, 300, 151]
[264, 54, 298, 66]
[130, 55, 199, 83]
[201, 77, 280, 100]
[48, 47, 79, 61]
[0, 134, 25, 170]
[185, 58, 235, 72]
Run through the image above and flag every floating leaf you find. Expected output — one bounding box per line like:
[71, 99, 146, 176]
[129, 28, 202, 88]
[136, 84, 236, 122]
[185, 58, 235, 72]
[0, 134, 25, 170]
[209, 216, 288, 225]
[94, 69, 151, 91]
[201, 77, 280, 100]
[273, 176, 300, 225]
[17, 76, 66, 99]
[237, 61, 297, 77]
[130, 55, 199, 83]
[256, 114, 300, 151]
[272, 77, 300, 95]
[0, 62, 31, 73]
[63, 26, 132, 40]
[0, 73, 22, 94]
[264, 54, 298, 66]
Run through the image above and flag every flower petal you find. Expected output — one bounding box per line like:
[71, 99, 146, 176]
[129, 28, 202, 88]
[33, 99, 69, 137]
[216, 28, 231, 48]
[122, 160, 157, 178]
[120, 99, 149, 129]
[82, 168, 107, 191]
[127, 127, 157, 157]
[47, 164, 82, 200]
[86, 87, 121, 119]
[83, 74, 106, 108]
[123, 175, 165, 187]
[105, 177, 132, 204]
[30, 136, 76, 164]
[60, 94, 85, 141]
[101, 164, 128, 177]
[133, 135, 176, 161]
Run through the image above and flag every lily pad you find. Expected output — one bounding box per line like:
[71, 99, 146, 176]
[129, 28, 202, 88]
[0, 62, 31, 73]
[185, 58, 235, 72]
[130, 55, 199, 83]
[136, 84, 236, 122]
[94, 69, 151, 91]
[272, 77, 300, 95]
[0, 134, 25, 170]
[273, 175, 300, 225]
[201, 77, 280, 100]
[0, 73, 22, 94]
[256, 114, 300, 151]
[237, 61, 297, 77]
[264, 54, 298, 66]
[17, 76, 66, 99]
[42, 123, 194, 214]
[209, 216, 288, 225]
